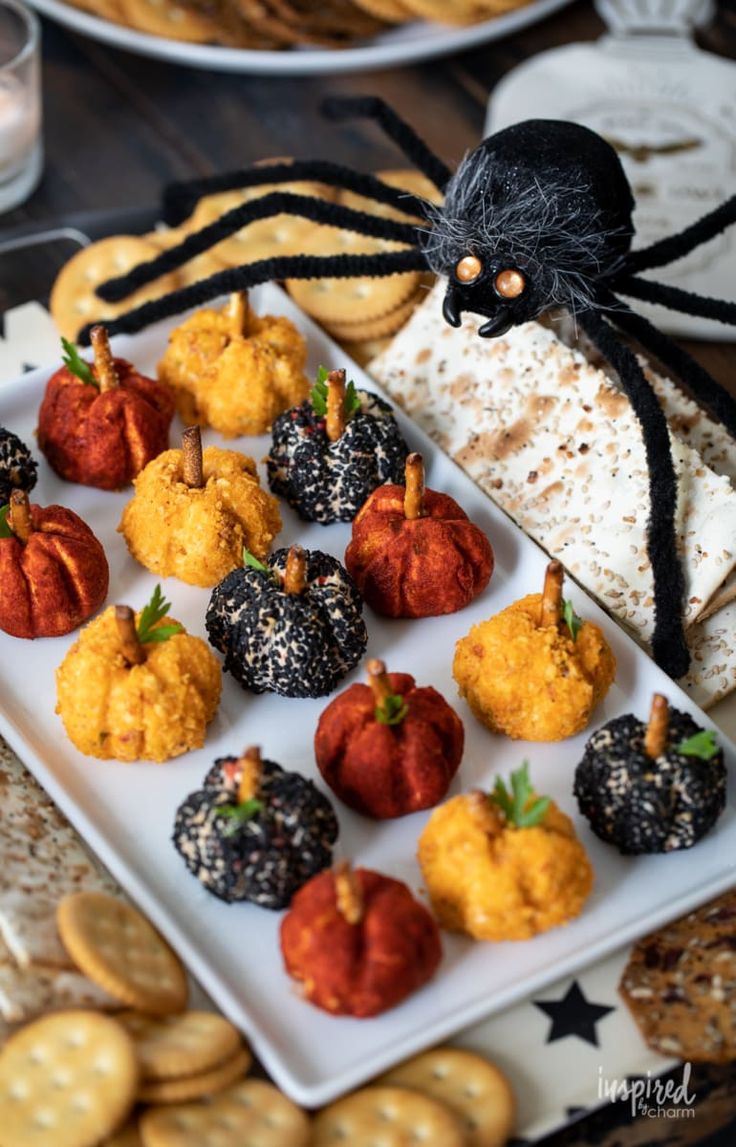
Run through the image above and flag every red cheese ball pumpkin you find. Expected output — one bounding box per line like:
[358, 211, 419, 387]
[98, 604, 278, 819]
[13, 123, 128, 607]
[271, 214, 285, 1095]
[38, 326, 174, 491]
[315, 659, 464, 819]
[345, 453, 493, 618]
[0, 491, 108, 638]
[280, 863, 441, 1018]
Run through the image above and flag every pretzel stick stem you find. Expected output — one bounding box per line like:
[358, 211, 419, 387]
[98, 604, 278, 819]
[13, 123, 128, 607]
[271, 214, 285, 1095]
[326, 369, 347, 442]
[540, 560, 564, 629]
[8, 490, 32, 544]
[644, 694, 669, 758]
[238, 746, 262, 804]
[404, 453, 425, 520]
[182, 426, 205, 489]
[116, 606, 146, 666]
[90, 325, 119, 392]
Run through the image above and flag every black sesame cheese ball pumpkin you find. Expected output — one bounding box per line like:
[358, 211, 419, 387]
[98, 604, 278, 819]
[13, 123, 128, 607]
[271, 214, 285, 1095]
[205, 543, 368, 698]
[173, 747, 339, 908]
[0, 428, 37, 506]
[266, 367, 408, 524]
[574, 694, 727, 855]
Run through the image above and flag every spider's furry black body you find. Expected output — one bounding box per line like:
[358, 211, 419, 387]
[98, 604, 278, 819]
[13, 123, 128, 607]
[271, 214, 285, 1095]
[92, 96, 736, 681]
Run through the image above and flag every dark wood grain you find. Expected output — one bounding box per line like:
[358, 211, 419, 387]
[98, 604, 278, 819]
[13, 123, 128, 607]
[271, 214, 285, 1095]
[1, 4, 735, 1142]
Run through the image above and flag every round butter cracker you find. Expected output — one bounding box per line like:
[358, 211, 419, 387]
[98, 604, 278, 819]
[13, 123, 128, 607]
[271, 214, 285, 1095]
[50, 236, 180, 342]
[312, 1085, 465, 1147]
[137, 1045, 252, 1103]
[139, 1078, 311, 1147]
[118, 1009, 243, 1081]
[0, 1009, 138, 1147]
[377, 1047, 516, 1147]
[57, 892, 188, 1016]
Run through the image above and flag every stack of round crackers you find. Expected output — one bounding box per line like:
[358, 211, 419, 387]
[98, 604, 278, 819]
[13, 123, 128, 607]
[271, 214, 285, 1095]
[50, 166, 439, 366]
[0, 885, 518, 1147]
[63, 0, 535, 47]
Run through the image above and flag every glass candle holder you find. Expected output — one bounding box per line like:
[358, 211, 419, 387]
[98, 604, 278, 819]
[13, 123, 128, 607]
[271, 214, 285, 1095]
[0, 0, 41, 214]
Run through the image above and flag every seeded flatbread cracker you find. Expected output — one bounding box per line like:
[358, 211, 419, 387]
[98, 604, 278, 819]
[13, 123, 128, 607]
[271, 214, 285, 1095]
[0, 1010, 139, 1147]
[372, 282, 736, 706]
[137, 1045, 252, 1103]
[50, 236, 181, 342]
[620, 889, 736, 1062]
[105, 1123, 145, 1147]
[313, 1086, 466, 1147]
[376, 1047, 516, 1147]
[118, 1010, 243, 1081]
[57, 892, 188, 1016]
[139, 1078, 311, 1147]
[323, 290, 423, 342]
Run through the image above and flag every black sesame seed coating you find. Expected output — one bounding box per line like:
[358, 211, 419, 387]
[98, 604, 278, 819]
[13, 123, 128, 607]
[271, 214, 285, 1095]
[0, 428, 37, 506]
[267, 390, 408, 524]
[573, 708, 727, 854]
[173, 757, 339, 908]
[206, 547, 368, 698]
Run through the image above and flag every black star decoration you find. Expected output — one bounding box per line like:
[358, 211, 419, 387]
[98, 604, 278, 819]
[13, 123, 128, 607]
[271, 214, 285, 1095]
[533, 980, 615, 1047]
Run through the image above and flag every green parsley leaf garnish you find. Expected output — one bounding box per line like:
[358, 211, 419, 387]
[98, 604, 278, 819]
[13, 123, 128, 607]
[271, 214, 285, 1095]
[0, 505, 12, 539]
[490, 762, 550, 829]
[216, 799, 264, 836]
[136, 585, 183, 645]
[310, 365, 361, 419]
[61, 337, 98, 388]
[243, 548, 270, 573]
[562, 599, 582, 641]
[677, 729, 719, 761]
[375, 693, 409, 726]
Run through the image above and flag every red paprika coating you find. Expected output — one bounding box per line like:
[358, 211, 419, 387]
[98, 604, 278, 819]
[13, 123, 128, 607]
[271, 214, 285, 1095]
[0, 504, 108, 638]
[315, 672, 464, 818]
[280, 867, 442, 1018]
[345, 485, 493, 618]
[38, 358, 174, 490]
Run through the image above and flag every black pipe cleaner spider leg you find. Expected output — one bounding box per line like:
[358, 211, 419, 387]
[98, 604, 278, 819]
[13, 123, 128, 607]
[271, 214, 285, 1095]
[92, 95, 736, 681]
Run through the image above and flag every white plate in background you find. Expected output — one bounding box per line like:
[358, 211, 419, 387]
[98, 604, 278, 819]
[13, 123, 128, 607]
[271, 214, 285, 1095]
[28, 0, 573, 74]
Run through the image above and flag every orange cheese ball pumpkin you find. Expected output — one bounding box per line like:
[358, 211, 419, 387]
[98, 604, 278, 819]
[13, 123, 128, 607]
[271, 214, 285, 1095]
[418, 766, 593, 941]
[315, 659, 464, 819]
[119, 427, 282, 588]
[280, 863, 442, 1018]
[454, 561, 615, 742]
[345, 453, 493, 618]
[38, 326, 174, 490]
[157, 291, 309, 437]
[0, 491, 108, 639]
[56, 597, 221, 763]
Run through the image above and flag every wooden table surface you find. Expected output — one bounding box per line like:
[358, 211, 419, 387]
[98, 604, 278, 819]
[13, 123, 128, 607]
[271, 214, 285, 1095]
[1, 1, 735, 1143]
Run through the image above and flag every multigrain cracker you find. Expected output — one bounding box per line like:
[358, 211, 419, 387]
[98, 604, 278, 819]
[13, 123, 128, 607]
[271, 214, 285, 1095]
[139, 1078, 311, 1147]
[619, 889, 736, 1063]
[119, 0, 221, 38]
[118, 1010, 243, 1081]
[0, 1010, 139, 1147]
[312, 1085, 466, 1147]
[50, 236, 181, 342]
[57, 892, 188, 1016]
[376, 1048, 516, 1147]
[137, 1045, 252, 1103]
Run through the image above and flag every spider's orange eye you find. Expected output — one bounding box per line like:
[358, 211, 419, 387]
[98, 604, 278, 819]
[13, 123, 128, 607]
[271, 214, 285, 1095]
[455, 255, 482, 283]
[495, 269, 526, 299]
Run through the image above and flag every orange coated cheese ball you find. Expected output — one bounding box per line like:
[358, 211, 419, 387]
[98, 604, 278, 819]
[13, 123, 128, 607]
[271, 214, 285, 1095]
[417, 764, 593, 941]
[157, 291, 309, 437]
[454, 561, 615, 741]
[119, 428, 282, 588]
[56, 592, 221, 763]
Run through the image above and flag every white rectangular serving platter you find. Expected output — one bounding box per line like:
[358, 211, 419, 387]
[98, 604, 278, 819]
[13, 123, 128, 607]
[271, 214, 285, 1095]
[0, 283, 734, 1108]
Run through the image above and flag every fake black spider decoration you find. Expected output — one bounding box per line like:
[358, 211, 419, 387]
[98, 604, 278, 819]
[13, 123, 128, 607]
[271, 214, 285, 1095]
[92, 96, 736, 682]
